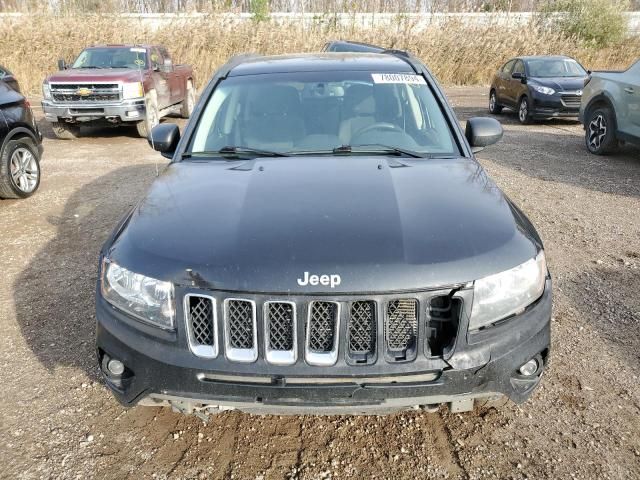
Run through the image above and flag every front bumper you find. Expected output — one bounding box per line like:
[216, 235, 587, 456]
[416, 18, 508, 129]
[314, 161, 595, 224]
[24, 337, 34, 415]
[95, 279, 552, 415]
[530, 92, 581, 119]
[41, 99, 145, 123]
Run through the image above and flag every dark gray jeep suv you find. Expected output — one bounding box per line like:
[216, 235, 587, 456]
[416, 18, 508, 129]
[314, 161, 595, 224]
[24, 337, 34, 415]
[96, 51, 551, 416]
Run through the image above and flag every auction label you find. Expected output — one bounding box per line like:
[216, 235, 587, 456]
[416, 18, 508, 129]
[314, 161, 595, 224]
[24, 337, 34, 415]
[371, 73, 427, 85]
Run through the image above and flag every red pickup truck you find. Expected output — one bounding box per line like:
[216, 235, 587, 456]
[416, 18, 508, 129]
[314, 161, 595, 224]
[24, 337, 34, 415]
[41, 44, 195, 139]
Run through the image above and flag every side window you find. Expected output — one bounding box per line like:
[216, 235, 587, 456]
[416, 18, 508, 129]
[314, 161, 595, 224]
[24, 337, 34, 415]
[512, 60, 525, 75]
[0, 67, 7, 79]
[159, 47, 171, 62]
[150, 48, 162, 70]
[502, 60, 515, 74]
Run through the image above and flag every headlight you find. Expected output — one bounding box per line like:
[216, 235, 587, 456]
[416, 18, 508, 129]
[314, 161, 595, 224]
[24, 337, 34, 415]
[531, 85, 555, 96]
[101, 259, 174, 329]
[469, 251, 547, 330]
[42, 83, 51, 100]
[122, 82, 144, 100]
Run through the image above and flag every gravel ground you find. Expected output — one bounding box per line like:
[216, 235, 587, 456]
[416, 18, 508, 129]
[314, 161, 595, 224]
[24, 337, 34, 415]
[0, 87, 638, 480]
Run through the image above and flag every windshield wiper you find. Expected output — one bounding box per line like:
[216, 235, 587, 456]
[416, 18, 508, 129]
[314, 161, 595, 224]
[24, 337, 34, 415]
[333, 144, 427, 158]
[182, 146, 289, 159]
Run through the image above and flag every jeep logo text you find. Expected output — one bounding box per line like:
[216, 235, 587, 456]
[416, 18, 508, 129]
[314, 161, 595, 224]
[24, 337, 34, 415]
[297, 271, 341, 288]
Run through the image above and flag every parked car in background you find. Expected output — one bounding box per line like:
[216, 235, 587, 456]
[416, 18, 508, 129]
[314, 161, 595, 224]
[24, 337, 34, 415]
[41, 44, 195, 139]
[96, 51, 551, 417]
[580, 60, 640, 155]
[0, 64, 21, 92]
[489, 55, 589, 124]
[0, 80, 43, 199]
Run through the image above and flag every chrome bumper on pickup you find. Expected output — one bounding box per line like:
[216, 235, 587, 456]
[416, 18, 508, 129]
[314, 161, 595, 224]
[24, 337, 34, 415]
[42, 98, 146, 123]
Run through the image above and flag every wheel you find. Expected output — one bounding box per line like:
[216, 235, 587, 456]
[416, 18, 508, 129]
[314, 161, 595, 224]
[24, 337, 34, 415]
[489, 90, 503, 114]
[585, 107, 619, 155]
[180, 80, 196, 118]
[0, 137, 41, 199]
[51, 121, 79, 140]
[136, 92, 159, 138]
[518, 96, 531, 125]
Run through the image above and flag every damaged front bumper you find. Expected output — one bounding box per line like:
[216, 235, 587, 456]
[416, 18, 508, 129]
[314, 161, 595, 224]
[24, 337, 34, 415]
[95, 280, 551, 416]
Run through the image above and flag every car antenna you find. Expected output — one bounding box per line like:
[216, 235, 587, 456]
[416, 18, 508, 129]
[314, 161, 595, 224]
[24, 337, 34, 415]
[132, 46, 159, 176]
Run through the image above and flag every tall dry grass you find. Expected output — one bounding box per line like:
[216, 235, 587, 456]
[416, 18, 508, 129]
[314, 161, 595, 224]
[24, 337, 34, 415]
[2, 14, 639, 94]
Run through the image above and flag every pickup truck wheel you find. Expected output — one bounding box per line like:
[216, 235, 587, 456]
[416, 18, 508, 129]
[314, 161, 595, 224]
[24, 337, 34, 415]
[137, 94, 159, 138]
[586, 107, 619, 155]
[180, 80, 195, 118]
[0, 137, 41, 199]
[489, 90, 503, 114]
[51, 122, 80, 140]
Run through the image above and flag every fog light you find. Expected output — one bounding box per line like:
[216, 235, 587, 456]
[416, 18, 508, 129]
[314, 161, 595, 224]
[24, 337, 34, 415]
[519, 359, 538, 376]
[107, 359, 125, 376]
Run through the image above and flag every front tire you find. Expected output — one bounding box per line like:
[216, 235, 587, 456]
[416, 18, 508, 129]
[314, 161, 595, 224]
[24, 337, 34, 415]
[51, 121, 80, 140]
[136, 93, 159, 138]
[489, 90, 503, 114]
[518, 96, 532, 125]
[180, 80, 195, 118]
[585, 107, 618, 155]
[0, 137, 41, 199]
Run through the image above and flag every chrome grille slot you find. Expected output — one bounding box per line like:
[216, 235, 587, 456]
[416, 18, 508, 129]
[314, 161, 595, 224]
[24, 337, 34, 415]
[224, 299, 257, 363]
[184, 294, 217, 358]
[347, 301, 376, 363]
[561, 94, 581, 108]
[264, 301, 297, 365]
[306, 301, 340, 366]
[385, 299, 418, 361]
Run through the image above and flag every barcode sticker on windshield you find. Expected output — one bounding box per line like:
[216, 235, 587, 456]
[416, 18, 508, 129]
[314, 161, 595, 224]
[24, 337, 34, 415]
[130, 47, 146, 53]
[371, 73, 426, 85]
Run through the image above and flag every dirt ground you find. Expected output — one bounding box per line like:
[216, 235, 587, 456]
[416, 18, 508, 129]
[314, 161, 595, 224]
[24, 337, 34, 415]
[0, 87, 638, 480]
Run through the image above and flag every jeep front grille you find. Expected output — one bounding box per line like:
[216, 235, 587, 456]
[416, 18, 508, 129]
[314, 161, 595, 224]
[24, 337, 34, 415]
[264, 301, 297, 365]
[184, 294, 217, 358]
[306, 301, 340, 366]
[347, 301, 376, 363]
[385, 299, 418, 361]
[224, 299, 257, 362]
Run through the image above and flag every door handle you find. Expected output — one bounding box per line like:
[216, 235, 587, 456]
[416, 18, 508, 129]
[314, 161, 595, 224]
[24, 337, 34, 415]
[625, 87, 635, 94]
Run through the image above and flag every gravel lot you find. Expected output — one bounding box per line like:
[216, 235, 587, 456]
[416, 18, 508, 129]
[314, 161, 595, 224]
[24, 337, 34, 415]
[0, 87, 638, 480]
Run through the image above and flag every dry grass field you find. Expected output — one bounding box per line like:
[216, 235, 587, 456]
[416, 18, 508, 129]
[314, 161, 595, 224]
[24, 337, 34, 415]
[2, 13, 640, 94]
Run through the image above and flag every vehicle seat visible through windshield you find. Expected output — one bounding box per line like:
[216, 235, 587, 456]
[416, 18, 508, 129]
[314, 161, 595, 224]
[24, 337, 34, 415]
[242, 86, 305, 150]
[339, 84, 376, 145]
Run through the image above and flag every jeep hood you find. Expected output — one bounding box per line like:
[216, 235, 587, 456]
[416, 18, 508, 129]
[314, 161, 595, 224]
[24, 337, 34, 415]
[46, 68, 143, 84]
[107, 156, 540, 293]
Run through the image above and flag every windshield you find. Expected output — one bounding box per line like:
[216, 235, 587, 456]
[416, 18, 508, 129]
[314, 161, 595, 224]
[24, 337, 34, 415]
[188, 71, 459, 157]
[527, 58, 586, 78]
[72, 47, 148, 69]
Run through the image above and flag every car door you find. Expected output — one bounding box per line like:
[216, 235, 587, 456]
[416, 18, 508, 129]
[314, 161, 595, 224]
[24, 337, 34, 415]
[618, 60, 640, 139]
[159, 47, 182, 105]
[495, 60, 515, 105]
[506, 60, 526, 106]
[149, 48, 171, 109]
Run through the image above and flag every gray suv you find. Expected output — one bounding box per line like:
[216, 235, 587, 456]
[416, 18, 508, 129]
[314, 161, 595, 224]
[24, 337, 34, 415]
[580, 60, 640, 154]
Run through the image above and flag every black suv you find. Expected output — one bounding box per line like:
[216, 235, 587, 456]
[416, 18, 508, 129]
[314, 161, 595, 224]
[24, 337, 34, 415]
[490, 55, 588, 124]
[0, 80, 43, 199]
[96, 51, 551, 416]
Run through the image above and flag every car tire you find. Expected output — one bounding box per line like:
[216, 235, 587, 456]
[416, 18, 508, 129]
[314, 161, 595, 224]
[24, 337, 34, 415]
[585, 107, 619, 155]
[51, 121, 80, 140]
[489, 90, 503, 114]
[136, 92, 159, 138]
[180, 80, 196, 118]
[518, 96, 532, 125]
[0, 137, 41, 199]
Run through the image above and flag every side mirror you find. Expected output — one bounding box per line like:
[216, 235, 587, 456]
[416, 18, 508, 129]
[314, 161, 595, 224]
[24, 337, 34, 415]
[511, 72, 527, 83]
[466, 117, 503, 153]
[57, 59, 67, 70]
[161, 58, 173, 73]
[148, 123, 180, 157]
